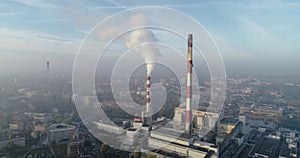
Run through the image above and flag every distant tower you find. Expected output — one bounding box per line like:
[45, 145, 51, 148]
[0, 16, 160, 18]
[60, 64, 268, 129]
[47, 61, 49, 71]
[185, 34, 193, 134]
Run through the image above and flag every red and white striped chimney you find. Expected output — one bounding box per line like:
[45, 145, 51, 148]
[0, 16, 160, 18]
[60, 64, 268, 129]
[146, 76, 151, 113]
[185, 34, 193, 134]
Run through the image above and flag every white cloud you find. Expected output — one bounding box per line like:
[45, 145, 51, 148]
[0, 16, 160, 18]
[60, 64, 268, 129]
[74, 28, 89, 34]
[0, 28, 124, 56]
[241, 19, 292, 53]
[283, 2, 300, 8]
[210, 0, 300, 9]
[10, 0, 55, 9]
[0, 12, 23, 16]
[103, 0, 127, 10]
[0, 28, 79, 54]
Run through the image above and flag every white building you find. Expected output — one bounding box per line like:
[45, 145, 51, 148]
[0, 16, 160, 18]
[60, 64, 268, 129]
[47, 123, 76, 143]
[93, 121, 125, 135]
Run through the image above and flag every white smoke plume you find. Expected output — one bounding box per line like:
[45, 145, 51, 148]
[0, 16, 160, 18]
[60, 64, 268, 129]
[125, 14, 161, 76]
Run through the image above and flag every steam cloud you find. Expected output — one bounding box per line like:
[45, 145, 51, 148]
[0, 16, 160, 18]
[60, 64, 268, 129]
[125, 14, 161, 76]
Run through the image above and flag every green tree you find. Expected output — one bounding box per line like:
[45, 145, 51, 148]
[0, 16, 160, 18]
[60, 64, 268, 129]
[133, 150, 141, 158]
[100, 143, 110, 158]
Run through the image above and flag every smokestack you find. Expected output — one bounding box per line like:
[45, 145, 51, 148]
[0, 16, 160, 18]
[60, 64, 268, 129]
[146, 76, 151, 113]
[144, 75, 152, 125]
[47, 61, 49, 72]
[185, 34, 193, 134]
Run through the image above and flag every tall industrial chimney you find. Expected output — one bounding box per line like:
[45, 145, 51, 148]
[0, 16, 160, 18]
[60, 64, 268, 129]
[47, 61, 49, 72]
[144, 76, 152, 125]
[185, 34, 193, 134]
[146, 76, 151, 113]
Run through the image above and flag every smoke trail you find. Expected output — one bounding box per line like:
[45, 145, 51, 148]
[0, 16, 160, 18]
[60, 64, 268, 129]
[125, 14, 161, 76]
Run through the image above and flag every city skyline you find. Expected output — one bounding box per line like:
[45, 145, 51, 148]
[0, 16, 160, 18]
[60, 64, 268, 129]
[1, 1, 300, 157]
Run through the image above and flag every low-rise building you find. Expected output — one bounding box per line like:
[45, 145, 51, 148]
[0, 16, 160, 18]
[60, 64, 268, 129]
[34, 124, 47, 132]
[9, 123, 23, 130]
[47, 123, 76, 143]
[67, 141, 81, 157]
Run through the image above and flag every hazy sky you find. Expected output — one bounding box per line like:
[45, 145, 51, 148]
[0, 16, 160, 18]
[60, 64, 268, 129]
[0, 0, 299, 75]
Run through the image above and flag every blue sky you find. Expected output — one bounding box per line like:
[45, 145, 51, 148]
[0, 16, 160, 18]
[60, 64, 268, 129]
[0, 0, 299, 75]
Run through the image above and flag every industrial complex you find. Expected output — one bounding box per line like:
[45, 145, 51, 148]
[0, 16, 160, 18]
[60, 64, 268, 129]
[92, 34, 298, 158]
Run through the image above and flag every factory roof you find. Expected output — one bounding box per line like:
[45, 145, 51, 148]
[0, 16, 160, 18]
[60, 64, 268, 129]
[143, 146, 186, 158]
[179, 133, 193, 139]
[255, 137, 280, 158]
[220, 117, 239, 125]
[279, 143, 296, 158]
[204, 150, 216, 158]
[190, 145, 210, 153]
[48, 123, 76, 131]
[152, 127, 184, 139]
[128, 128, 137, 131]
[236, 133, 244, 139]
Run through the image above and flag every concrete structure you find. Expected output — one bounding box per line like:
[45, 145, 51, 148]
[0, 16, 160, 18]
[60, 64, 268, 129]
[174, 108, 220, 131]
[174, 110, 184, 123]
[235, 133, 244, 146]
[67, 131, 84, 157]
[254, 137, 280, 158]
[133, 122, 143, 129]
[148, 138, 214, 158]
[126, 128, 138, 140]
[93, 121, 124, 135]
[67, 141, 81, 157]
[33, 113, 49, 122]
[24, 112, 50, 122]
[47, 123, 76, 143]
[217, 117, 239, 136]
[235, 127, 299, 158]
[34, 124, 47, 133]
[9, 123, 23, 130]
[143, 75, 152, 126]
[146, 76, 151, 114]
[147, 126, 219, 157]
[239, 115, 246, 135]
[279, 143, 297, 158]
